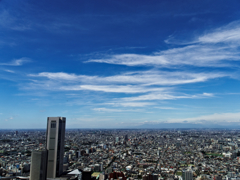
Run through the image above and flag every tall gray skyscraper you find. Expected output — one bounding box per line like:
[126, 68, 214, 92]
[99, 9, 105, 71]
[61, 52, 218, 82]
[30, 150, 48, 180]
[46, 117, 66, 178]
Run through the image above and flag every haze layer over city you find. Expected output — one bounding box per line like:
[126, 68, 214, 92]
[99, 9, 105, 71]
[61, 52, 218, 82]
[1, 128, 240, 180]
[1, 0, 240, 129]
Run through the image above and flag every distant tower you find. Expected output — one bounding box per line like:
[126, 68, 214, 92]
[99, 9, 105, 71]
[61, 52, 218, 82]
[125, 134, 128, 141]
[30, 150, 48, 180]
[46, 117, 66, 178]
[182, 169, 193, 180]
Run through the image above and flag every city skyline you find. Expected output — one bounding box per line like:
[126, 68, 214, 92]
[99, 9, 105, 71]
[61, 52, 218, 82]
[1, 0, 240, 128]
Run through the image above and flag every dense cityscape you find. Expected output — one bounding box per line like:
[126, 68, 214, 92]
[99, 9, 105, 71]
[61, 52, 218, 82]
[2, 0, 240, 180]
[1, 118, 240, 180]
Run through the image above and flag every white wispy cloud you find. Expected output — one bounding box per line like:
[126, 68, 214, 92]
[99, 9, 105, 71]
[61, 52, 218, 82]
[93, 108, 140, 112]
[86, 45, 240, 67]
[106, 102, 155, 107]
[60, 85, 167, 93]
[26, 70, 221, 108]
[86, 21, 240, 68]
[100, 71, 228, 85]
[29, 72, 79, 80]
[155, 107, 177, 110]
[0, 58, 31, 66]
[3, 69, 15, 73]
[26, 70, 223, 103]
[198, 21, 240, 43]
[29, 70, 228, 86]
[121, 92, 214, 101]
[93, 108, 124, 112]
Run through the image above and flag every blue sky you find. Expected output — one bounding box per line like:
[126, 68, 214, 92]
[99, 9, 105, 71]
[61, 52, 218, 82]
[1, 0, 240, 128]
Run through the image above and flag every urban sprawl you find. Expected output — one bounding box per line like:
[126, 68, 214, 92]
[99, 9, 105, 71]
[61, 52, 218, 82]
[0, 119, 240, 180]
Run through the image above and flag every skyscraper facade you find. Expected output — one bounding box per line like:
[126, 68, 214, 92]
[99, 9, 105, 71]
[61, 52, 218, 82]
[182, 169, 193, 180]
[46, 117, 66, 178]
[30, 150, 48, 180]
[116, 137, 119, 143]
[125, 134, 128, 141]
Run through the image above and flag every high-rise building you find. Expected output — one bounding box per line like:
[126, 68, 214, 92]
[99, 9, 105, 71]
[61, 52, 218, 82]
[182, 169, 193, 180]
[214, 175, 222, 180]
[124, 134, 128, 141]
[46, 117, 66, 178]
[30, 150, 48, 180]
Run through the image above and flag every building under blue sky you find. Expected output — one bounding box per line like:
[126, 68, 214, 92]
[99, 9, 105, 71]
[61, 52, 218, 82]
[1, 0, 240, 128]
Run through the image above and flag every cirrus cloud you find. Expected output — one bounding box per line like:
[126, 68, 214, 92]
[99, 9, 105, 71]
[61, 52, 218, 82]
[0, 58, 31, 66]
[86, 21, 240, 68]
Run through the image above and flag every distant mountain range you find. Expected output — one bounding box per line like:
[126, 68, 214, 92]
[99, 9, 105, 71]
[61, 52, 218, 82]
[133, 122, 239, 129]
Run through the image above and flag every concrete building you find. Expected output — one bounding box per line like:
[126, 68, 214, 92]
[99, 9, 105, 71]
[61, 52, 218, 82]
[182, 170, 193, 180]
[125, 134, 128, 141]
[46, 117, 66, 178]
[30, 150, 48, 180]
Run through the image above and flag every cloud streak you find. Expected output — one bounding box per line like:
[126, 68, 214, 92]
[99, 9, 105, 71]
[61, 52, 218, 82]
[86, 21, 240, 68]
[0, 58, 31, 66]
[93, 108, 141, 112]
[60, 85, 167, 93]
[29, 70, 229, 86]
[3, 69, 15, 73]
[121, 92, 214, 101]
[86, 45, 240, 67]
[198, 21, 240, 44]
[106, 102, 155, 107]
